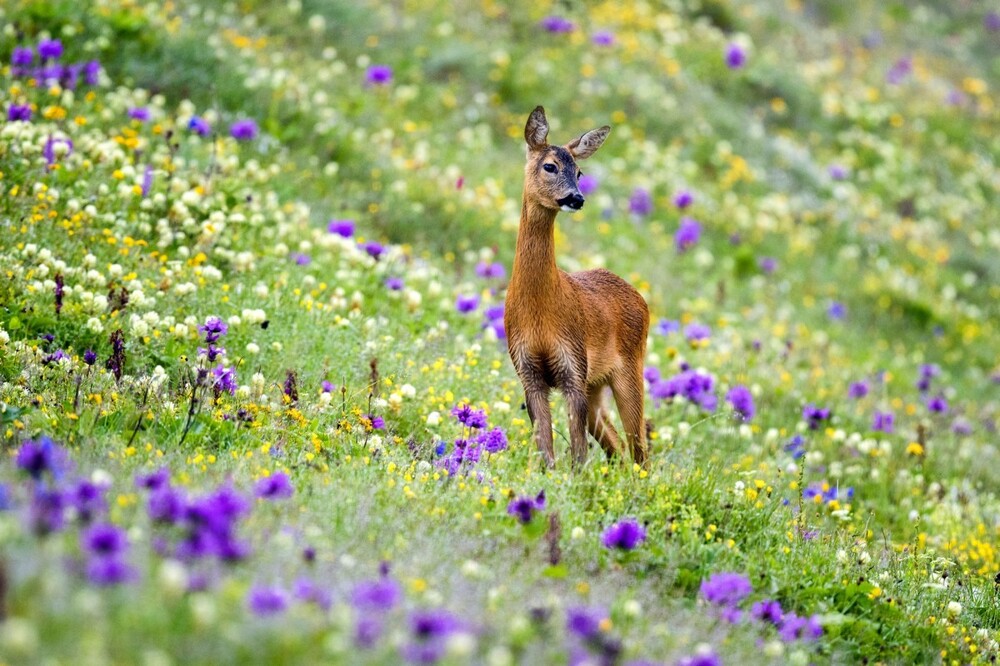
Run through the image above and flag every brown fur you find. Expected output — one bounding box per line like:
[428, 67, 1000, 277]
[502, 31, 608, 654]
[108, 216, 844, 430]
[504, 107, 650, 468]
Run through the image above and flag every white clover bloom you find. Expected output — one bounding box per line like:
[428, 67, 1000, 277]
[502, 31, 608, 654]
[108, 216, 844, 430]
[245, 342, 260, 355]
[86, 317, 104, 334]
[400, 383, 416, 398]
[426, 411, 441, 426]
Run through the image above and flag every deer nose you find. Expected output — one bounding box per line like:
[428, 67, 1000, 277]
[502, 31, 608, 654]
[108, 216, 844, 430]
[557, 193, 585, 211]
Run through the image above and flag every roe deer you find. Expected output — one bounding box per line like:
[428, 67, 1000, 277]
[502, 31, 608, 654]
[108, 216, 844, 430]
[504, 106, 650, 468]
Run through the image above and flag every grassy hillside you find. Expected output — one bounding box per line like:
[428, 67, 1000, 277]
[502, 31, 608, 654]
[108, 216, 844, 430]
[1, 0, 999, 663]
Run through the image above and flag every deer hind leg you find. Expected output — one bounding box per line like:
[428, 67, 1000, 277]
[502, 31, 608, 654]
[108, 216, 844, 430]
[524, 385, 554, 467]
[610, 367, 649, 468]
[587, 384, 622, 460]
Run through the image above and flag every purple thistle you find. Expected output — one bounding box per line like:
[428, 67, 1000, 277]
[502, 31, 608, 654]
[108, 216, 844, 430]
[601, 518, 647, 551]
[247, 585, 289, 616]
[254, 472, 294, 500]
[230, 119, 259, 141]
[725, 385, 755, 421]
[700, 571, 752, 606]
[365, 64, 393, 86]
[328, 219, 355, 237]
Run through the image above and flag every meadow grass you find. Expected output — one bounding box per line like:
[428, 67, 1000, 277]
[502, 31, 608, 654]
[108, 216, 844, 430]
[1, 0, 999, 664]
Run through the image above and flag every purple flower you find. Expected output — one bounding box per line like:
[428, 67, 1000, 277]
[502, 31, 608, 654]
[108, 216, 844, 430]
[592, 30, 615, 46]
[230, 119, 259, 141]
[451, 403, 487, 428]
[365, 414, 385, 429]
[828, 164, 849, 180]
[12, 46, 34, 67]
[188, 116, 211, 136]
[38, 39, 64, 61]
[675, 217, 702, 253]
[321, 380, 336, 393]
[650, 369, 716, 411]
[212, 365, 238, 395]
[802, 403, 831, 430]
[474, 261, 506, 279]
[566, 606, 606, 640]
[141, 164, 154, 197]
[700, 571, 752, 606]
[67, 479, 107, 523]
[886, 56, 912, 85]
[86, 556, 135, 586]
[872, 410, 894, 433]
[355, 616, 383, 648]
[43, 136, 73, 165]
[751, 599, 784, 625]
[673, 189, 694, 208]
[507, 490, 546, 524]
[678, 651, 722, 666]
[351, 577, 402, 613]
[385, 277, 404, 291]
[81, 523, 128, 557]
[292, 253, 311, 266]
[199, 316, 228, 343]
[254, 472, 294, 500]
[758, 256, 778, 274]
[7, 104, 32, 122]
[128, 107, 150, 122]
[601, 518, 647, 551]
[147, 485, 185, 524]
[84, 60, 101, 86]
[848, 381, 869, 399]
[29, 487, 66, 535]
[684, 323, 711, 342]
[135, 467, 170, 491]
[455, 293, 480, 313]
[540, 16, 575, 33]
[293, 577, 333, 610]
[725, 43, 747, 69]
[916, 364, 939, 392]
[827, 301, 847, 320]
[247, 585, 289, 616]
[16, 437, 67, 481]
[655, 319, 680, 336]
[578, 173, 599, 195]
[986, 11, 1000, 32]
[927, 395, 948, 414]
[778, 613, 823, 641]
[365, 64, 393, 86]
[726, 385, 755, 421]
[476, 426, 508, 453]
[327, 219, 355, 237]
[362, 240, 385, 259]
[785, 435, 806, 459]
[628, 188, 653, 216]
[951, 418, 973, 436]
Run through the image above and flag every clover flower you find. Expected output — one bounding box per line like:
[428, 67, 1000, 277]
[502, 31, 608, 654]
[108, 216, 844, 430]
[601, 518, 646, 550]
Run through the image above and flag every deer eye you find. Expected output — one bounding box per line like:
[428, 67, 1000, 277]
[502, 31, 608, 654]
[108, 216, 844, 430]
[542, 163, 557, 173]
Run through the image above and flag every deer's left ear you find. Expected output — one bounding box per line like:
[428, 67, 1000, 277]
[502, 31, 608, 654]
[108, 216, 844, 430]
[566, 126, 610, 160]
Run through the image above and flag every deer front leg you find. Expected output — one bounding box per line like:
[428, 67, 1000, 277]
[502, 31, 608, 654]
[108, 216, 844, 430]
[565, 385, 590, 467]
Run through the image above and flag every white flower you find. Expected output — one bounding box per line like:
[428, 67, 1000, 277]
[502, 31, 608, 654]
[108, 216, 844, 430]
[245, 342, 260, 355]
[947, 601, 963, 616]
[426, 411, 441, 426]
[86, 317, 104, 334]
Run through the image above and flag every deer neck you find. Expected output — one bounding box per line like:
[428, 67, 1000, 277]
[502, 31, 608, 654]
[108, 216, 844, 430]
[510, 199, 561, 307]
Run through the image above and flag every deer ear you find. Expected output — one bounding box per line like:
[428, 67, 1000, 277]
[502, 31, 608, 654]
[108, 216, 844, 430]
[524, 106, 549, 152]
[567, 126, 610, 160]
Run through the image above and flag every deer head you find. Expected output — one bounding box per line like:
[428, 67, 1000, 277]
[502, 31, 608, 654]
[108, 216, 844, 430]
[523, 106, 610, 212]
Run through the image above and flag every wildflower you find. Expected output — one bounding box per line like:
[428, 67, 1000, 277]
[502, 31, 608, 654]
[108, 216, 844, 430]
[321, 380, 336, 393]
[628, 188, 653, 216]
[675, 217, 702, 253]
[43, 136, 74, 165]
[86, 555, 135, 586]
[230, 119, 259, 141]
[38, 39, 64, 60]
[987, 11, 1000, 32]
[385, 277, 405, 291]
[141, 164, 154, 196]
[847, 381, 869, 399]
[135, 467, 171, 491]
[828, 164, 850, 180]
[365, 64, 393, 86]
[725, 43, 747, 69]
[284, 370, 299, 402]
[726, 385, 755, 421]
[199, 317, 228, 343]
[83, 60, 101, 86]
[247, 585, 289, 616]
[42, 350, 69, 366]
[212, 365, 238, 395]
[81, 523, 129, 557]
[401, 609, 463, 664]
[684, 323, 711, 342]
[751, 599, 784, 625]
[128, 107, 150, 122]
[655, 319, 679, 336]
[351, 576, 402, 613]
[7, 104, 32, 122]
[700, 572, 752, 606]
[365, 414, 385, 430]
[951, 418, 972, 436]
[673, 189, 694, 208]
[578, 174, 599, 195]
[777, 613, 823, 641]
[29, 487, 66, 535]
[678, 650, 722, 666]
[16, 437, 68, 481]
[927, 395, 948, 414]
[592, 30, 615, 46]
[147, 485, 186, 524]
[292, 577, 332, 610]
[872, 410, 894, 433]
[474, 261, 506, 279]
[361, 240, 385, 259]
[254, 472, 294, 500]
[784, 435, 806, 459]
[601, 518, 647, 551]
[455, 294, 480, 313]
[328, 219, 355, 237]
[650, 369, 716, 411]
[188, 116, 211, 135]
[67, 479, 107, 523]
[566, 606, 606, 640]
[758, 256, 778, 274]
[451, 403, 487, 428]
[886, 56, 912, 85]
[540, 16, 575, 33]
[916, 363, 938, 392]
[802, 403, 831, 430]
[827, 301, 847, 320]
[355, 616, 383, 648]
[507, 490, 546, 524]
[476, 426, 508, 453]
[12, 46, 33, 67]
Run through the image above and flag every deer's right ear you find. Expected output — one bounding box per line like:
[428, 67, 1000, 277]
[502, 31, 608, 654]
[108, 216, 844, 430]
[524, 106, 549, 152]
